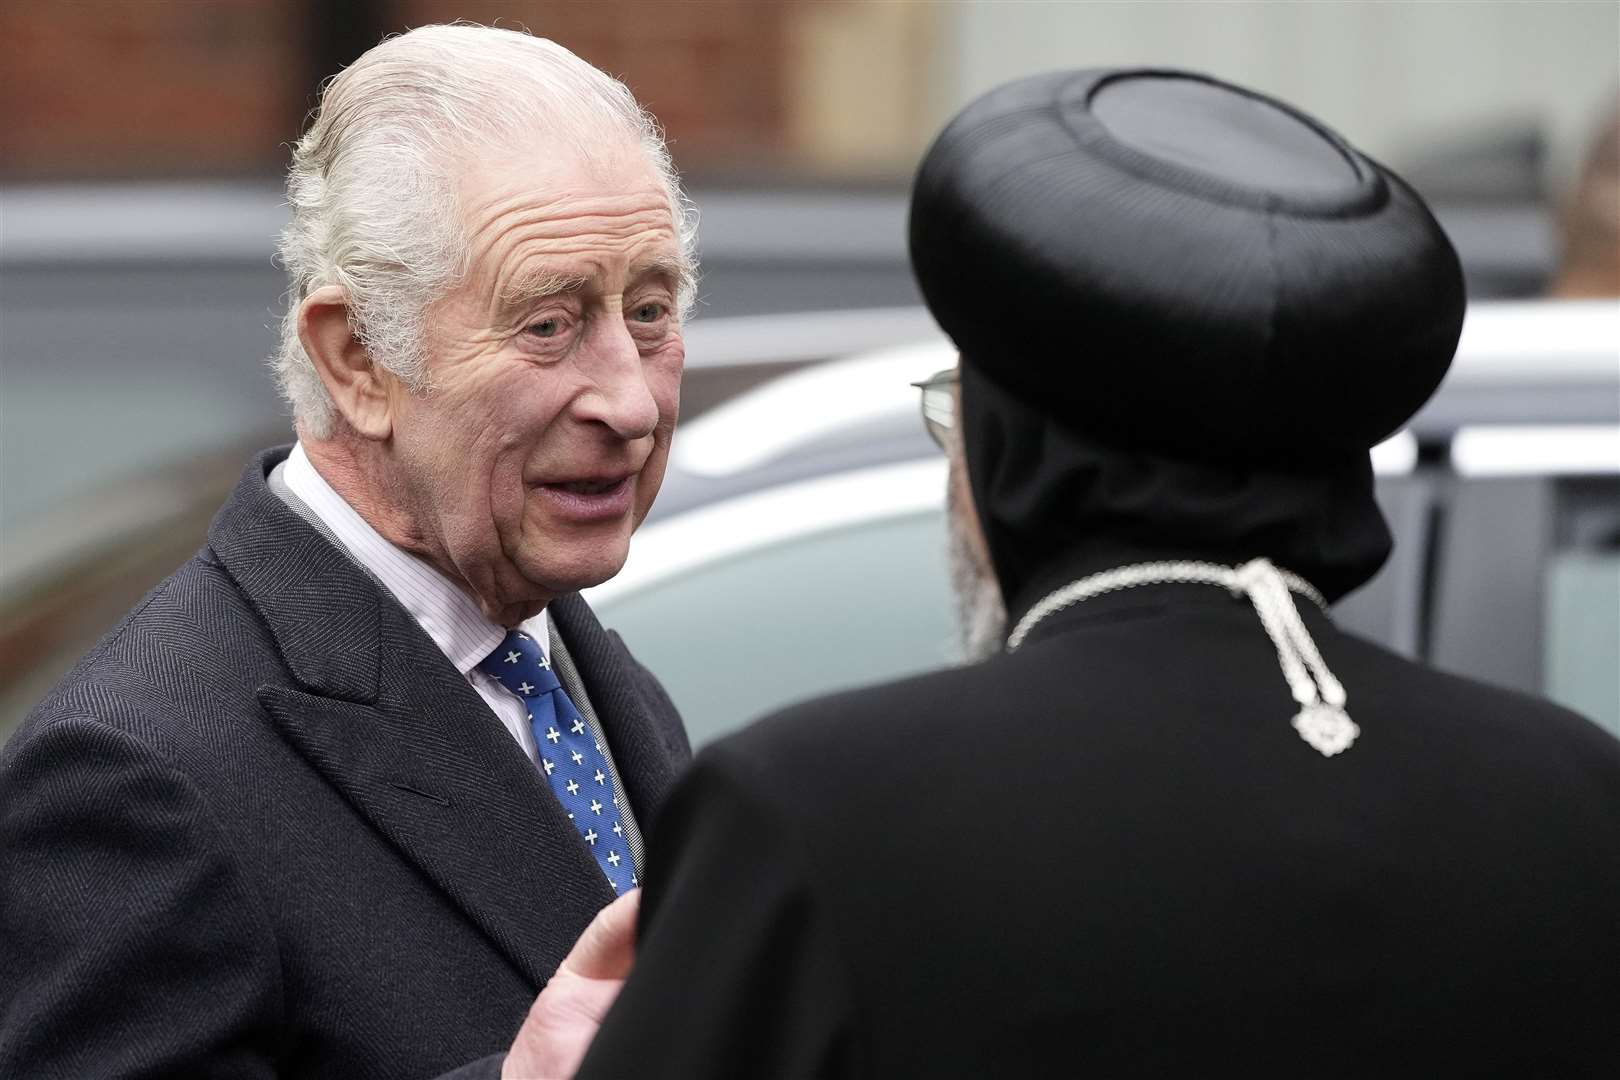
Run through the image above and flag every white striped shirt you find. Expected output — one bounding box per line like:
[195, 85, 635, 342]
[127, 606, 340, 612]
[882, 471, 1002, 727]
[282, 442, 547, 762]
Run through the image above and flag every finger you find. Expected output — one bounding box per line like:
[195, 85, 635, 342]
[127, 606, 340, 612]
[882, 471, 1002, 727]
[557, 888, 640, 981]
[532, 972, 626, 1027]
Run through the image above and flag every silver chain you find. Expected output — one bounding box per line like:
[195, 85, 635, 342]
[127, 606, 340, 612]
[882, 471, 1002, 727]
[1004, 559, 1358, 757]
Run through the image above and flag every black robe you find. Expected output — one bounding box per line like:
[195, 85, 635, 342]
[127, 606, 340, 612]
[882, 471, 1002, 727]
[581, 576, 1620, 1078]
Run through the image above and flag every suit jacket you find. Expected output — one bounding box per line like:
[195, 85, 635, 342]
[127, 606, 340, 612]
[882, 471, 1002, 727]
[0, 447, 690, 1079]
[580, 572, 1620, 1078]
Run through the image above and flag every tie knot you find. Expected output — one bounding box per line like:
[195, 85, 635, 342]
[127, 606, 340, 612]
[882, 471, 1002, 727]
[477, 629, 559, 698]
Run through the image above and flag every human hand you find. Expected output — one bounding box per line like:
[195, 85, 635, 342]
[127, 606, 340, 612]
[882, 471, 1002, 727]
[501, 889, 641, 1079]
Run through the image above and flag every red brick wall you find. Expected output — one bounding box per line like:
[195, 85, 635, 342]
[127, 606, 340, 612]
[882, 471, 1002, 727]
[0, 0, 794, 180]
[398, 1, 792, 171]
[0, 0, 304, 179]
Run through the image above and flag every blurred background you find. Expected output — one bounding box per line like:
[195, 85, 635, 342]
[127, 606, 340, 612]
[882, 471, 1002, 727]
[2, 0, 1617, 742]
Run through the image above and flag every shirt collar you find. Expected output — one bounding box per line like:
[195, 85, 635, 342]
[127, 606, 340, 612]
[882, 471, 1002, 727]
[282, 442, 549, 674]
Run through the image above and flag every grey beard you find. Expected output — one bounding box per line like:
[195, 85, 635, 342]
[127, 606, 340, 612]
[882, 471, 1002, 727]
[947, 499, 1008, 664]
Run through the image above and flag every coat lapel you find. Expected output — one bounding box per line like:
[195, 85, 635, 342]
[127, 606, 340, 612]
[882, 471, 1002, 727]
[549, 593, 684, 829]
[210, 450, 614, 987]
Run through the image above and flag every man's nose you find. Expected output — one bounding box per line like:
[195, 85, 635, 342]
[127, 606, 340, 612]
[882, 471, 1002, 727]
[576, 318, 660, 440]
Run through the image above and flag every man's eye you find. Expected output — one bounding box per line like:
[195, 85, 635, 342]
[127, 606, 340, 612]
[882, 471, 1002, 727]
[631, 303, 666, 323]
[527, 318, 561, 338]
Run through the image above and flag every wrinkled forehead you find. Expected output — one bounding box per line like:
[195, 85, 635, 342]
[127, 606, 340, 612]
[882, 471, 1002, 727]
[454, 137, 683, 290]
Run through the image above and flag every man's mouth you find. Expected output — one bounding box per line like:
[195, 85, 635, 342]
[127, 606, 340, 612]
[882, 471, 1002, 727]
[549, 478, 624, 496]
[532, 474, 636, 521]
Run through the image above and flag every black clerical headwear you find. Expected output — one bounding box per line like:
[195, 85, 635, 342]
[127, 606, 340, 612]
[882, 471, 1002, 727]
[910, 68, 1463, 461]
[908, 69, 1466, 613]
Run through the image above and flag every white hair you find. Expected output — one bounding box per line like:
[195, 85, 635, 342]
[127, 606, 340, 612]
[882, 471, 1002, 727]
[946, 447, 1007, 664]
[273, 23, 699, 437]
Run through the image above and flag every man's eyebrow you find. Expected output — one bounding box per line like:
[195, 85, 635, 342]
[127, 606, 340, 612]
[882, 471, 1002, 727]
[498, 269, 588, 308]
[630, 253, 694, 295]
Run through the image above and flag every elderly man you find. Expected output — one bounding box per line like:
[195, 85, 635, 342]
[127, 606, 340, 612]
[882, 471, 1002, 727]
[2, 25, 691, 1079]
[576, 70, 1620, 1077]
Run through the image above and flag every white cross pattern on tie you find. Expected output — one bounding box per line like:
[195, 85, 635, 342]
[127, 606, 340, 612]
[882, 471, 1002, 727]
[478, 629, 635, 894]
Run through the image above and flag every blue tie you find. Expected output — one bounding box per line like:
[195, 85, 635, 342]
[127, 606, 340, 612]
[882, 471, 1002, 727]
[477, 630, 636, 894]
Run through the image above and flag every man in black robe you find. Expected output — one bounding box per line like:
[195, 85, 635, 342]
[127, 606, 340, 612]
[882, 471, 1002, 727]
[577, 69, 1620, 1078]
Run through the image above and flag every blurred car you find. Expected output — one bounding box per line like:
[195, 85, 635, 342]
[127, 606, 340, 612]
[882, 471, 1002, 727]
[585, 300, 1620, 749]
[0, 174, 1581, 732]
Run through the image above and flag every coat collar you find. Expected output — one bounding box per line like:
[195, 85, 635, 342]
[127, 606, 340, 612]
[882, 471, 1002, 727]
[209, 448, 629, 986]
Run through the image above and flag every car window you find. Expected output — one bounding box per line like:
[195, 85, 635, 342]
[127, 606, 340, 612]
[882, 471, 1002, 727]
[1544, 552, 1620, 737]
[597, 511, 956, 748]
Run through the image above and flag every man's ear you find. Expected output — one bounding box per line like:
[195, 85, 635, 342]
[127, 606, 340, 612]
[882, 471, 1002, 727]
[298, 285, 394, 441]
